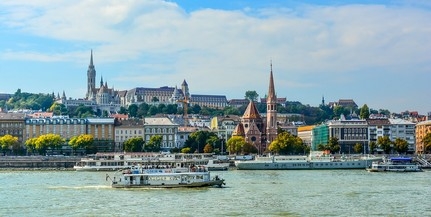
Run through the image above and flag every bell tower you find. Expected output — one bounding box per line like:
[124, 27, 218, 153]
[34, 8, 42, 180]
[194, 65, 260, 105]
[266, 61, 278, 144]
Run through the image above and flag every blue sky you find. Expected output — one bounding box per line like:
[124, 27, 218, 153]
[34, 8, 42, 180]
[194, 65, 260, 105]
[1, 0, 430, 114]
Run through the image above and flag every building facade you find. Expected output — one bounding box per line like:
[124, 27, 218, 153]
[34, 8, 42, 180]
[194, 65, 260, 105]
[415, 120, 431, 154]
[388, 118, 416, 153]
[311, 124, 329, 151]
[24, 117, 88, 141]
[327, 115, 369, 154]
[0, 113, 26, 147]
[144, 117, 179, 151]
[114, 119, 145, 152]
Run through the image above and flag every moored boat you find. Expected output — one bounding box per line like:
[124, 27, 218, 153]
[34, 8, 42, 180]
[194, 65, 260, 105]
[367, 157, 423, 172]
[205, 159, 230, 171]
[106, 165, 226, 188]
[235, 151, 382, 170]
[74, 152, 215, 171]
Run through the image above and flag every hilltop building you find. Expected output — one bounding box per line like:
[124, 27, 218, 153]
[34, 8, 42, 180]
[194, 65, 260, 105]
[57, 50, 121, 114]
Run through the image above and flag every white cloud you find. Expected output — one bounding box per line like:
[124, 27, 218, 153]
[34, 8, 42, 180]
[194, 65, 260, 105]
[0, 0, 430, 112]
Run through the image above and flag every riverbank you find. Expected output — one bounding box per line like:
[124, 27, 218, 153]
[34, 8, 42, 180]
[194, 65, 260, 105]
[0, 156, 80, 170]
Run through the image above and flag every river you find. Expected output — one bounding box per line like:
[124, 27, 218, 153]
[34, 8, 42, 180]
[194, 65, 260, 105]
[0, 169, 429, 217]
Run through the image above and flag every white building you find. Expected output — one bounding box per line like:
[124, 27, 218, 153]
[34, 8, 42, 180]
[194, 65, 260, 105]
[144, 117, 179, 151]
[114, 119, 145, 152]
[327, 115, 368, 154]
[388, 118, 416, 153]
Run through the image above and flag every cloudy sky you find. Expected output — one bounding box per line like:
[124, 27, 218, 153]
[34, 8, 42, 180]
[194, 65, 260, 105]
[1, 0, 430, 114]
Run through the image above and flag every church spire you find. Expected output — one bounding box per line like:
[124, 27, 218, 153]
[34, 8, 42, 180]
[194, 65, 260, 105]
[90, 49, 94, 66]
[267, 60, 276, 104]
[86, 50, 96, 100]
[266, 60, 278, 146]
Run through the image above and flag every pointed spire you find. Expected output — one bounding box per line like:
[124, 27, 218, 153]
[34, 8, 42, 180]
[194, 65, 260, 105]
[100, 75, 104, 87]
[90, 49, 94, 66]
[267, 60, 276, 103]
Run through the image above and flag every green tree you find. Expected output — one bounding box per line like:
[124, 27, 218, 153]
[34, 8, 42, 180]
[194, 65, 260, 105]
[327, 137, 341, 154]
[128, 104, 138, 118]
[191, 104, 201, 114]
[119, 106, 128, 115]
[369, 141, 377, 154]
[317, 144, 326, 151]
[148, 105, 159, 116]
[184, 131, 219, 153]
[145, 135, 162, 152]
[30, 134, 65, 155]
[353, 143, 363, 154]
[203, 143, 213, 153]
[377, 136, 392, 154]
[242, 142, 258, 154]
[49, 102, 68, 115]
[226, 136, 246, 155]
[123, 137, 144, 152]
[137, 103, 150, 118]
[359, 104, 370, 119]
[69, 134, 94, 155]
[269, 130, 307, 155]
[72, 105, 95, 118]
[393, 138, 409, 154]
[223, 106, 241, 116]
[25, 138, 38, 155]
[245, 90, 259, 102]
[181, 147, 191, 153]
[0, 135, 19, 155]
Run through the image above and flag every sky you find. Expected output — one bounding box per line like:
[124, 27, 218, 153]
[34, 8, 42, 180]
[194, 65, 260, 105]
[0, 0, 430, 114]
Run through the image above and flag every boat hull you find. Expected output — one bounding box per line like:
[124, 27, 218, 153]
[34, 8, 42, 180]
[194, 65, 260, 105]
[111, 179, 225, 189]
[235, 160, 375, 170]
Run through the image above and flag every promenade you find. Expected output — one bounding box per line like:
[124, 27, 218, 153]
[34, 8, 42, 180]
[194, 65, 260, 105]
[0, 156, 81, 170]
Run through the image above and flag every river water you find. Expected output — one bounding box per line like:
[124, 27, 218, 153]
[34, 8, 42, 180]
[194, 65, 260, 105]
[0, 169, 429, 217]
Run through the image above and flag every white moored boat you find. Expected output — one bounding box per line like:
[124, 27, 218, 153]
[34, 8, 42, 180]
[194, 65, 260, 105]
[74, 152, 214, 171]
[106, 165, 226, 188]
[367, 157, 423, 172]
[235, 151, 382, 170]
[205, 159, 230, 171]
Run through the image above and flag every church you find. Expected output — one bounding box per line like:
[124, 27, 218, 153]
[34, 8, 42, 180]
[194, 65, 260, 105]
[232, 64, 278, 154]
[85, 50, 121, 107]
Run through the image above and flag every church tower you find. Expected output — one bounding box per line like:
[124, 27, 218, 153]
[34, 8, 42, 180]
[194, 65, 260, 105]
[181, 79, 190, 100]
[86, 50, 96, 99]
[266, 62, 278, 144]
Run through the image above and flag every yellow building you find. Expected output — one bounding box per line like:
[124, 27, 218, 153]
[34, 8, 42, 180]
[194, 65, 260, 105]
[415, 120, 431, 154]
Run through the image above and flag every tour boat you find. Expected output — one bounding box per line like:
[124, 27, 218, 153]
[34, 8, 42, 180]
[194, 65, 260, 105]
[106, 165, 226, 188]
[367, 157, 423, 172]
[235, 151, 382, 170]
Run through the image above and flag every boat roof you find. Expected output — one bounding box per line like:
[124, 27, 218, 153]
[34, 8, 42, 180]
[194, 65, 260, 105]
[125, 172, 209, 177]
[390, 157, 413, 161]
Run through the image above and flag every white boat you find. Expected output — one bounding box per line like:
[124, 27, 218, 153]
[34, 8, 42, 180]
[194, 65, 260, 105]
[235, 151, 382, 170]
[367, 157, 423, 172]
[74, 152, 214, 171]
[205, 159, 230, 171]
[106, 165, 226, 188]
